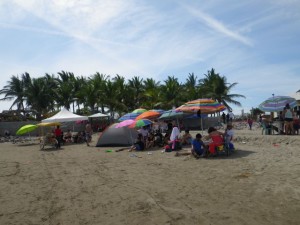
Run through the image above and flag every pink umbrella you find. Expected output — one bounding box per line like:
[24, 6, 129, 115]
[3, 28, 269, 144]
[115, 119, 135, 128]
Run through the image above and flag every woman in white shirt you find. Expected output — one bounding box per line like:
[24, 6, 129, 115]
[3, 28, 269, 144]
[284, 103, 294, 135]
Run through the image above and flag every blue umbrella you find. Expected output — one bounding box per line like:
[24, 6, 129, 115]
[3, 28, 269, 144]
[259, 96, 298, 112]
[118, 113, 139, 121]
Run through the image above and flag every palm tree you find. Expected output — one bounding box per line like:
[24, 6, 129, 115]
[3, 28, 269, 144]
[90, 72, 109, 113]
[128, 76, 144, 108]
[183, 73, 201, 101]
[143, 78, 162, 109]
[0, 73, 30, 113]
[160, 76, 183, 109]
[55, 71, 77, 110]
[199, 68, 245, 111]
[25, 77, 55, 120]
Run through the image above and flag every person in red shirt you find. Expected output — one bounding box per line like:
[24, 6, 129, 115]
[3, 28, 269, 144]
[54, 125, 62, 148]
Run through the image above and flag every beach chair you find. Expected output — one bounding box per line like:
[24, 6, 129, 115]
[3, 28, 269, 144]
[214, 141, 231, 156]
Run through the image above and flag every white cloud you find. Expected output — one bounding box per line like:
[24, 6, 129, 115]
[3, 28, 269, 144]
[0, 0, 299, 114]
[182, 4, 253, 46]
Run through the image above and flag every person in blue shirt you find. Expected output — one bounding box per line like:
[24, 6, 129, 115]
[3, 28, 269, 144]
[191, 133, 207, 158]
[175, 133, 207, 158]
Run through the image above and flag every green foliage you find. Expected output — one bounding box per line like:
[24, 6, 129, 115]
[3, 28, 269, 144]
[0, 68, 246, 118]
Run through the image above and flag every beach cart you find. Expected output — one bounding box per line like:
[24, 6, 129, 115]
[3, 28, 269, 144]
[37, 122, 60, 150]
[39, 133, 58, 150]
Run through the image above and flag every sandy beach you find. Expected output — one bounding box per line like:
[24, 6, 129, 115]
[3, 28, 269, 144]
[0, 126, 299, 225]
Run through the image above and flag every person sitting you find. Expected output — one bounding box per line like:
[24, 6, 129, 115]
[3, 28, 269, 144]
[165, 126, 182, 151]
[163, 132, 171, 145]
[64, 129, 73, 143]
[139, 126, 149, 144]
[205, 127, 224, 156]
[154, 130, 163, 147]
[175, 133, 207, 158]
[181, 130, 192, 145]
[129, 134, 145, 152]
[146, 132, 155, 149]
[191, 133, 207, 158]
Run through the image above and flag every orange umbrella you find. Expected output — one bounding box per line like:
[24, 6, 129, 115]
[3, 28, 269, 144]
[135, 110, 161, 120]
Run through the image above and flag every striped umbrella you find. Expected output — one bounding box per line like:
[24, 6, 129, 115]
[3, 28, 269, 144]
[135, 109, 164, 120]
[128, 119, 153, 128]
[176, 98, 226, 114]
[118, 113, 140, 121]
[258, 96, 298, 112]
[132, 108, 147, 114]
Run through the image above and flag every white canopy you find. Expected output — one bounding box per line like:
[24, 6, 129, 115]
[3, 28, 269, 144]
[42, 108, 88, 123]
[88, 112, 109, 118]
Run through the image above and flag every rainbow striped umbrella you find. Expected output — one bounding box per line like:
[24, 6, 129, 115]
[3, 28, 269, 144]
[128, 119, 153, 128]
[258, 96, 298, 112]
[176, 98, 226, 114]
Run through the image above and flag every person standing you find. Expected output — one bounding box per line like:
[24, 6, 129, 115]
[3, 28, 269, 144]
[221, 112, 226, 124]
[228, 111, 234, 123]
[226, 113, 230, 124]
[284, 103, 294, 135]
[247, 117, 253, 130]
[54, 125, 62, 148]
[85, 122, 92, 146]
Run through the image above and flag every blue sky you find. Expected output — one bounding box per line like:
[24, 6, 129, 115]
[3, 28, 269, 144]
[0, 0, 299, 114]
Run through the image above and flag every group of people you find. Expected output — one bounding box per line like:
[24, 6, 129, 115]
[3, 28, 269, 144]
[176, 124, 235, 158]
[129, 121, 235, 159]
[45, 122, 93, 149]
[260, 103, 299, 135]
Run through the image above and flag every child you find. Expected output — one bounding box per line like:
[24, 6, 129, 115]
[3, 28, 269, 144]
[224, 124, 235, 151]
[175, 133, 206, 158]
[191, 133, 207, 158]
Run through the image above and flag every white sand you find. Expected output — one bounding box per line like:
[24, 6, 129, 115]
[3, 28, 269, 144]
[0, 126, 299, 225]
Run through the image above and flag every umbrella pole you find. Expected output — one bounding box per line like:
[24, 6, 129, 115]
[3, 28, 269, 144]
[201, 117, 204, 135]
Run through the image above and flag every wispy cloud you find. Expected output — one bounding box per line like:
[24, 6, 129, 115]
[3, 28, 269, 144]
[182, 4, 253, 46]
[0, 0, 299, 113]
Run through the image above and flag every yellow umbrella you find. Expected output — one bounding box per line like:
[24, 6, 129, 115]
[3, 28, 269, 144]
[36, 122, 61, 127]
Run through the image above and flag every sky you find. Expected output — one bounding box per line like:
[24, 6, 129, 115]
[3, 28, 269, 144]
[0, 0, 300, 115]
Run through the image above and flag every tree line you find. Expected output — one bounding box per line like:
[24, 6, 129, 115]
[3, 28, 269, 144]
[0, 68, 245, 120]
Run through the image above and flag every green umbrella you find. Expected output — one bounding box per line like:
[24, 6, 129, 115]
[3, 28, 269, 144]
[158, 110, 187, 120]
[16, 124, 38, 135]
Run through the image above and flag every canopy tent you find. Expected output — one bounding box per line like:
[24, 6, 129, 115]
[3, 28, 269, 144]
[88, 112, 109, 118]
[42, 108, 88, 123]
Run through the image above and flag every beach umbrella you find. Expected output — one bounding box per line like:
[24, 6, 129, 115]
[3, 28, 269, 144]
[258, 95, 298, 112]
[16, 124, 38, 135]
[135, 110, 163, 120]
[128, 119, 153, 128]
[132, 108, 147, 114]
[158, 110, 189, 120]
[176, 99, 226, 133]
[36, 122, 61, 127]
[118, 113, 139, 121]
[115, 119, 135, 128]
[176, 98, 226, 114]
